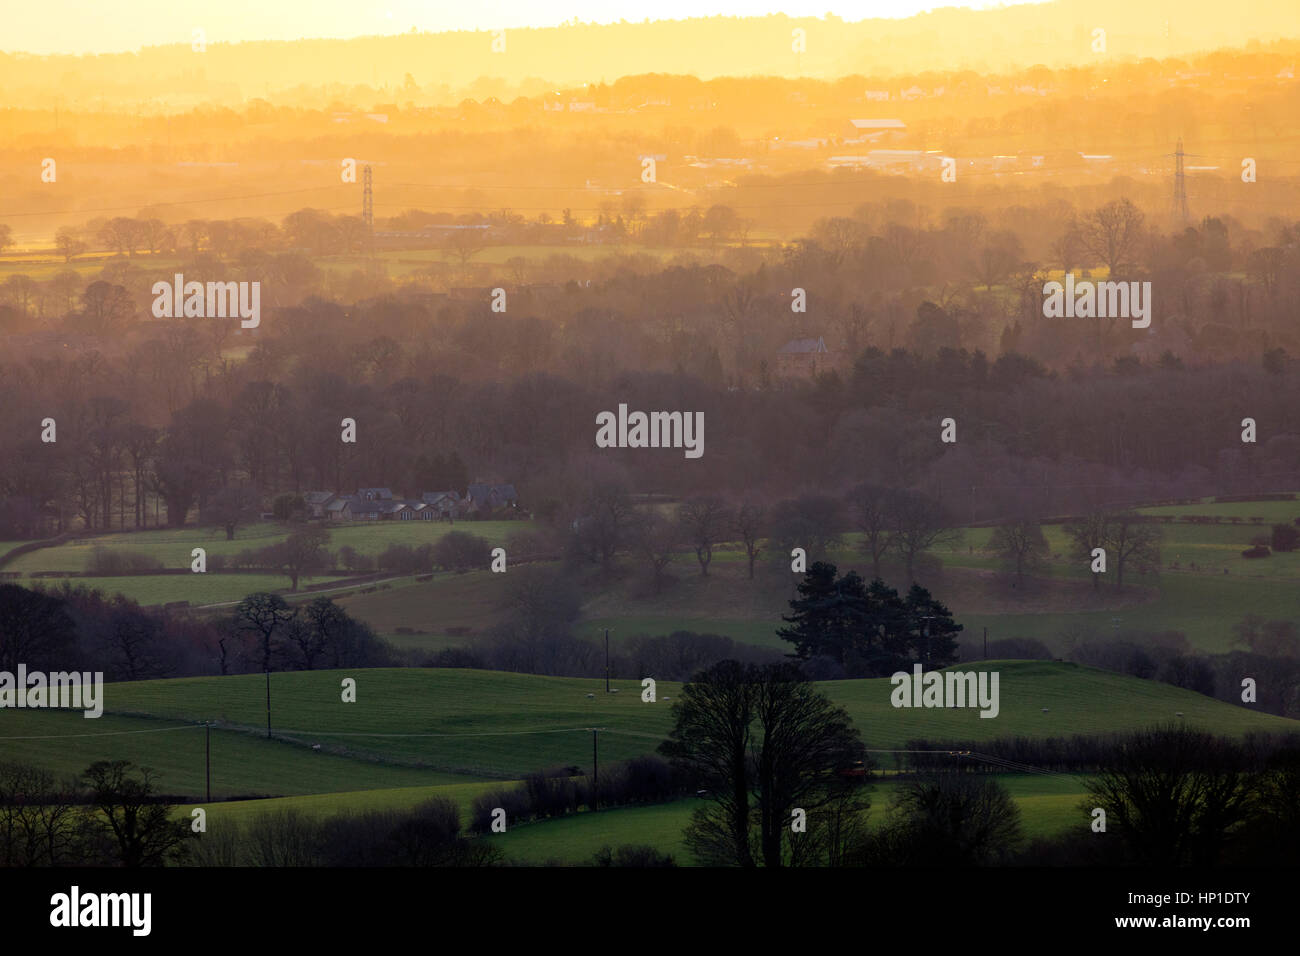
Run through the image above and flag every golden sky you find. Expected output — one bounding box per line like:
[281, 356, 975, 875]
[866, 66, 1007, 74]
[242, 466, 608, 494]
[8, 1, 1048, 54]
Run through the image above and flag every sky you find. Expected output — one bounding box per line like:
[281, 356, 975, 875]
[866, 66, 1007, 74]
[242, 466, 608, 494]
[6, 0, 1048, 55]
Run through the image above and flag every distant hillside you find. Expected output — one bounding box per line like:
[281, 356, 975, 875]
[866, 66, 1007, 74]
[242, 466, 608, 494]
[3, 1, 1299, 108]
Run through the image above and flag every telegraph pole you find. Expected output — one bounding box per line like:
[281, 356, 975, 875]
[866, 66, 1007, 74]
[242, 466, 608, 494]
[205, 721, 211, 802]
[591, 728, 599, 812]
[362, 164, 374, 257]
[265, 670, 271, 739]
[362, 164, 374, 229]
[604, 628, 610, 693]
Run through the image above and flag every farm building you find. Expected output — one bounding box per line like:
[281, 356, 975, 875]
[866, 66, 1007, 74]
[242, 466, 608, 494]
[466, 483, 518, 514]
[777, 337, 847, 378]
[421, 491, 464, 520]
[303, 491, 337, 518]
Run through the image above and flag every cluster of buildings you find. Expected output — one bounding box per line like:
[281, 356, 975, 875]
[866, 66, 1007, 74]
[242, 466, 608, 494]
[302, 484, 519, 522]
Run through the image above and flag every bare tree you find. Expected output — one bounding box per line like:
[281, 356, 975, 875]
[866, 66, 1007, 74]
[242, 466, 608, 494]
[54, 227, 86, 263]
[574, 482, 634, 573]
[1079, 198, 1145, 277]
[847, 484, 893, 579]
[1050, 215, 1088, 274]
[887, 489, 960, 583]
[659, 660, 756, 867]
[233, 592, 296, 671]
[0, 762, 82, 866]
[444, 228, 487, 268]
[629, 508, 679, 594]
[200, 485, 261, 541]
[139, 218, 173, 255]
[286, 596, 349, 670]
[811, 216, 868, 267]
[733, 500, 766, 580]
[1086, 726, 1253, 866]
[660, 661, 865, 868]
[83, 760, 192, 866]
[1063, 512, 1109, 591]
[0, 584, 77, 674]
[97, 217, 142, 257]
[976, 230, 1024, 290]
[274, 526, 332, 590]
[987, 519, 1049, 586]
[768, 495, 843, 566]
[1104, 513, 1162, 590]
[1064, 511, 1161, 590]
[887, 773, 1023, 865]
[679, 496, 730, 576]
[750, 664, 867, 867]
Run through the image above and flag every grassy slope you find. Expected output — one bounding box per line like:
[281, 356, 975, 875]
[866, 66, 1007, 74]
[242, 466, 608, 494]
[490, 773, 1092, 865]
[182, 771, 1091, 865]
[182, 780, 512, 827]
[5, 664, 1293, 800]
[0, 710, 478, 797]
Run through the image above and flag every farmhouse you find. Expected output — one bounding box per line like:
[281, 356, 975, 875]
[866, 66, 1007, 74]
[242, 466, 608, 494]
[303, 491, 337, 518]
[466, 483, 518, 514]
[777, 337, 847, 378]
[343, 497, 384, 521]
[422, 491, 464, 520]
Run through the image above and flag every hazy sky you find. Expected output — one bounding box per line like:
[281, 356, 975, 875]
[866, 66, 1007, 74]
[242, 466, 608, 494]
[8, 1, 1047, 55]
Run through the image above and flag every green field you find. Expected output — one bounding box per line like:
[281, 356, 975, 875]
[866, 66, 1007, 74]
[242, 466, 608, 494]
[177, 770, 1091, 865]
[44, 573, 364, 607]
[491, 772, 1093, 864]
[0, 519, 525, 608]
[4, 664, 1294, 803]
[2, 520, 522, 573]
[491, 799, 702, 864]
[5, 663, 1293, 866]
[332, 570, 511, 640]
[180, 781, 513, 827]
[7, 495, 1300, 658]
[0, 251, 170, 280]
[1138, 498, 1300, 522]
[0, 710, 477, 797]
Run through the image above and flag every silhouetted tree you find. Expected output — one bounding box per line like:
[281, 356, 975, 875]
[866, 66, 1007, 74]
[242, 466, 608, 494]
[83, 761, 191, 867]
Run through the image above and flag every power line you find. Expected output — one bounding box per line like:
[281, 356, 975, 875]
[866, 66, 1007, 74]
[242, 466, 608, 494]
[253, 725, 602, 739]
[0, 723, 202, 740]
[0, 186, 349, 218]
[0, 722, 650, 742]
